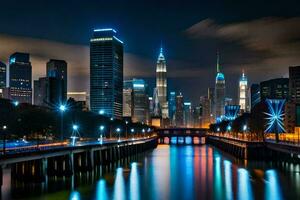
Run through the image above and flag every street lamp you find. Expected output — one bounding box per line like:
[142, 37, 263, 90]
[142, 128, 145, 138]
[125, 121, 129, 139]
[59, 104, 67, 141]
[116, 128, 121, 142]
[2, 125, 7, 155]
[13, 101, 19, 107]
[99, 125, 105, 144]
[99, 109, 105, 115]
[131, 128, 135, 140]
[71, 124, 79, 146]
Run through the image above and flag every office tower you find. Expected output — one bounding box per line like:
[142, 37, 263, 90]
[193, 106, 201, 128]
[123, 80, 133, 118]
[260, 78, 289, 100]
[46, 59, 67, 103]
[0, 61, 6, 97]
[156, 47, 168, 118]
[148, 97, 154, 116]
[168, 91, 176, 124]
[184, 102, 192, 128]
[238, 71, 248, 112]
[152, 88, 161, 117]
[289, 66, 300, 103]
[34, 77, 64, 107]
[90, 28, 124, 119]
[175, 92, 184, 127]
[250, 84, 260, 110]
[6, 52, 32, 104]
[132, 79, 148, 124]
[199, 95, 211, 128]
[214, 53, 225, 122]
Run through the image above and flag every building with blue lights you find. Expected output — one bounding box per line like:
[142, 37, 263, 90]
[175, 92, 184, 127]
[156, 47, 168, 119]
[0, 61, 6, 97]
[184, 102, 192, 127]
[168, 91, 176, 125]
[123, 80, 133, 118]
[214, 53, 225, 122]
[225, 105, 240, 121]
[46, 59, 67, 103]
[90, 28, 123, 119]
[5, 52, 32, 104]
[132, 79, 149, 124]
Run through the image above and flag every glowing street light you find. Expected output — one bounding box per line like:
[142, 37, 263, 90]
[99, 125, 105, 144]
[243, 125, 247, 132]
[13, 101, 19, 107]
[110, 117, 114, 121]
[116, 128, 121, 142]
[58, 104, 67, 141]
[70, 124, 80, 146]
[59, 104, 66, 112]
[227, 125, 232, 132]
[72, 124, 79, 131]
[217, 127, 220, 132]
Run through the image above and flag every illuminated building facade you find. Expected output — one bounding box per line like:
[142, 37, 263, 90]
[184, 102, 192, 128]
[238, 71, 248, 112]
[225, 105, 240, 121]
[199, 95, 211, 128]
[214, 53, 225, 122]
[0, 61, 6, 97]
[132, 79, 149, 124]
[123, 80, 133, 118]
[7, 52, 32, 104]
[90, 28, 123, 119]
[260, 78, 289, 100]
[175, 92, 184, 127]
[156, 47, 168, 118]
[250, 84, 260, 110]
[46, 59, 67, 103]
[168, 91, 176, 125]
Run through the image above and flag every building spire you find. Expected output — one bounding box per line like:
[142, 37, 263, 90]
[216, 51, 220, 73]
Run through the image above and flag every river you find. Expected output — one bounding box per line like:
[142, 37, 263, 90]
[3, 145, 300, 200]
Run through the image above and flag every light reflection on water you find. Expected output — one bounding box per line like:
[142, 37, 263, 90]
[3, 145, 300, 200]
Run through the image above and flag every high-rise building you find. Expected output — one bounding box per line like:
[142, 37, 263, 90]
[289, 66, 300, 103]
[90, 28, 123, 119]
[152, 87, 161, 117]
[199, 95, 211, 128]
[238, 71, 248, 112]
[34, 77, 64, 107]
[193, 106, 201, 128]
[6, 52, 32, 104]
[168, 91, 176, 124]
[208, 87, 215, 123]
[156, 47, 168, 118]
[184, 102, 192, 128]
[46, 59, 67, 103]
[250, 84, 260, 110]
[214, 53, 225, 122]
[0, 61, 6, 97]
[123, 80, 133, 118]
[132, 79, 148, 124]
[175, 92, 184, 127]
[260, 78, 289, 100]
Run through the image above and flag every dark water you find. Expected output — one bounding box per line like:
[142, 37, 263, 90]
[3, 145, 300, 200]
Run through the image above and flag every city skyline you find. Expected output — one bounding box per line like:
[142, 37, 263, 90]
[0, 1, 299, 103]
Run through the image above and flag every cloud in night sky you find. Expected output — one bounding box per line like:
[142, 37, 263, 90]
[186, 17, 300, 79]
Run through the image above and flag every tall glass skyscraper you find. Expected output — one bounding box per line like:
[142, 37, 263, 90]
[0, 61, 6, 97]
[175, 92, 184, 127]
[46, 59, 67, 103]
[156, 47, 168, 118]
[214, 53, 225, 122]
[238, 71, 248, 112]
[90, 28, 124, 119]
[8, 52, 32, 104]
[168, 91, 176, 124]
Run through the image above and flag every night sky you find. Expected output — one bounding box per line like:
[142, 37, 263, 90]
[0, 0, 300, 104]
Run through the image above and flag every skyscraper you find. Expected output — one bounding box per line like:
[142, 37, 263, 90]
[175, 92, 184, 127]
[46, 59, 67, 103]
[7, 52, 32, 104]
[0, 61, 6, 97]
[90, 28, 124, 119]
[199, 95, 211, 128]
[214, 53, 225, 122]
[238, 71, 248, 112]
[123, 80, 133, 118]
[168, 91, 176, 124]
[156, 47, 168, 118]
[289, 66, 300, 103]
[132, 79, 149, 124]
[184, 102, 192, 128]
[260, 78, 289, 100]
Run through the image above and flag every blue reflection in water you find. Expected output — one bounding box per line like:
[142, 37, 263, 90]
[171, 137, 177, 144]
[224, 160, 233, 200]
[214, 156, 223, 200]
[178, 137, 184, 144]
[183, 146, 194, 200]
[185, 137, 192, 144]
[265, 170, 283, 200]
[113, 168, 126, 200]
[237, 168, 253, 200]
[96, 179, 108, 200]
[130, 163, 140, 200]
[69, 191, 80, 200]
